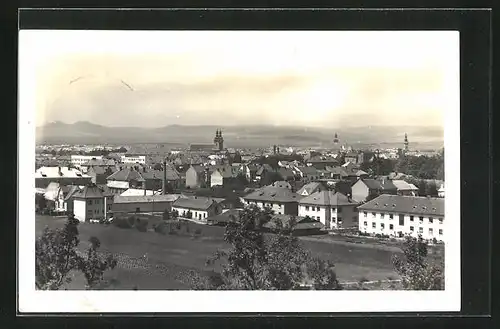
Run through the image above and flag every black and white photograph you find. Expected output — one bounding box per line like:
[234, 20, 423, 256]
[18, 28, 461, 313]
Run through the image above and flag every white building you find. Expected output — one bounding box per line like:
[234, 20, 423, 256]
[438, 184, 445, 198]
[243, 186, 302, 215]
[121, 154, 147, 165]
[357, 194, 445, 242]
[298, 191, 359, 229]
[72, 185, 114, 222]
[70, 155, 103, 167]
[171, 197, 221, 223]
[35, 166, 92, 188]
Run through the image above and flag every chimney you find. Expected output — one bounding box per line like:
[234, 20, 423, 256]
[162, 160, 167, 195]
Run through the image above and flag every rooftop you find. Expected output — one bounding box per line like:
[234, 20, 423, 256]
[72, 185, 104, 199]
[299, 191, 357, 206]
[172, 196, 218, 210]
[357, 194, 444, 217]
[114, 194, 181, 204]
[35, 166, 90, 179]
[244, 186, 302, 203]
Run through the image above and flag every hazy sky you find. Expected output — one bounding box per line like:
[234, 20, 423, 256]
[21, 30, 458, 128]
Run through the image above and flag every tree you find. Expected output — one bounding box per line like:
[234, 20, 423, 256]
[417, 179, 427, 196]
[205, 205, 342, 290]
[162, 209, 171, 221]
[392, 235, 444, 290]
[35, 193, 47, 212]
[78, 237, 117, 289]
[35, 214, 117, 290]
[426, 181, 439, 197]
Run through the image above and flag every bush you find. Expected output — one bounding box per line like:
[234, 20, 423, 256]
[153, 222, 168, 235]
[194, 228, 203, 236]
[134, 218, 148, 232]
[113, 216, 134, 229]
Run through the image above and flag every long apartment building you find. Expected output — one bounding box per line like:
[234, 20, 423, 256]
[357, 194, 445, 241]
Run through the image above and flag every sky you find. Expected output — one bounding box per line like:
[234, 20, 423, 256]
[20, 30, 459, 128]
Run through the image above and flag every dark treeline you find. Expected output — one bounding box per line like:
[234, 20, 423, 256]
[48, 147, 128, 157]
[360, 153, 444, 180]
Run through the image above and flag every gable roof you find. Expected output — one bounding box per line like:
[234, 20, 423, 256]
[172, 197, 218, 210]
[263, 214, 325, 231]
[63, 185, 82, 201]
[270, 181, 292, 189]
[357, 194, 444, 217]
[299, 191, 357, 206]
[357, 178, 383, 190]
[391, 180, 419, 191]
[297, 166, 320, 175]
[114, 194, 181, 204]
[35, 166, 90, 179]
[244, 186, 302, 203]
[325, 166, 349, 177]
[72, 185, 104, 199]
[106, 167, 145, 182]
[296, 182, 328, 196]
[206, 208, 242, 224]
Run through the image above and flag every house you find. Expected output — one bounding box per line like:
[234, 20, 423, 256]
[438, 184, 445, 198]
[297, 181, 328, 196]
[306, 156, 339, 169]
[206, 208, 242, 226]
[80, 158, 116, 173]
[243, 186, 303, 215]
[87, 166, 113, 185]
[351, 178, 397, 203]
[298, 191, 359, 230]
[344, 152, 359, 165]
[324, 166, 349, 180]
[209, 165, 239, 187]
[61, 185, 82, 214]
[390, 180, 419, 196]
[112, 194, 181, 214]
[262, 214, 324, 236]
[270, 181, 292, 189]
[35, 166, 92, 189]
[172, 197, 222, 223]
[255, 164, 275, 182]
[70, 155, 103, 167]
[185, 165, 209, 189]
[72, 184, 113, 222]
[106, 167, 146, 194]
[357, 194, 445, 242]
[120, 188, 159, 196]
[120, 154, 148, 165]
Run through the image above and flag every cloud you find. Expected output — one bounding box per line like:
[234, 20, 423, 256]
[29, 31, 457, 128]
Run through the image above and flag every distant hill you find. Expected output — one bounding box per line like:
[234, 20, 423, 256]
[36, 121, 444, 149]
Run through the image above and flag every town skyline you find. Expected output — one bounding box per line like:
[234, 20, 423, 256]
[23, 30, 458, 129]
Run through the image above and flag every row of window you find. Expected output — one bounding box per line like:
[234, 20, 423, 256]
[303, 206, 342, 212]
[363, 212, 443, 224]
[363, 221, 443, 235]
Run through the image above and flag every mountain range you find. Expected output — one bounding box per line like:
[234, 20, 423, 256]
[35, 121, 444, 149]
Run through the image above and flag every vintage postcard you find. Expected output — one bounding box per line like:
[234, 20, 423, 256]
[18, 29, 460, 312]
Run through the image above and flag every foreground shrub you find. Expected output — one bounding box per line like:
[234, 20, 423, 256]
[194, 228, 203, 236]
[153, 222, 168, 235]
[36, 214, 117, 290]
[112, 216, 134, 229]
[134, 218, 148, 232]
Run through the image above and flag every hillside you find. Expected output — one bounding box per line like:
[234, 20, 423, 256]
[36, 121, 444, 149]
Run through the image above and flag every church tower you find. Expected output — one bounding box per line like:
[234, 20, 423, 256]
[404, 133, 409, 153]
[333, 132, 339, 144]
[214, 129, 224, 152]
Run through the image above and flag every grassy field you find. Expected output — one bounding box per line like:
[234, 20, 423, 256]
[35, 215, 421, 290]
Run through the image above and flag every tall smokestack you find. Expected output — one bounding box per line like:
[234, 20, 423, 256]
[162, 160, 167, 195]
